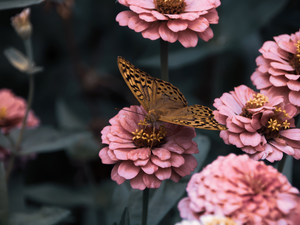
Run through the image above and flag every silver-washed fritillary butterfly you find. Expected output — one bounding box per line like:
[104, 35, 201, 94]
[117, 56, 226, 131]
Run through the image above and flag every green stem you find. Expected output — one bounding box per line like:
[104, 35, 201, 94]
[141, 188, 149, 225]
[160, 39, 169, 82]
[6, 38, 35, 181]
[0, 162, 8, 225]
[278, 153, 287, 173]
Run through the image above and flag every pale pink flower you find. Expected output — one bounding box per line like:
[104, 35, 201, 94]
[0, 89, 39, 134]
[251, 30, 300, 113]
[213, 85, 300, 162]
[99, 105, 198, 190]
[178, 154, 300, 225]
[116, 0, 220, 48]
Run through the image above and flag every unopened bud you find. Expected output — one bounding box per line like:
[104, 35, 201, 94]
[11, 8, 32, 40]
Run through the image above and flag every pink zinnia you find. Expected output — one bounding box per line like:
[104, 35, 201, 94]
[116, 0, 220, 48]
[251, 30, 300, 113]
[213, 85, 300, 162]
[0, 89, 39, 134]
[99, 105, 199, 190]
[178, 154, 300, 225]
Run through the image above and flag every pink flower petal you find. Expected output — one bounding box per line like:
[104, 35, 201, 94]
[188, 17, 209, 32]
[270, 75, 288, 87]
[118, 161, 140, 179]
[111, 164, 126, 184]
[139, 12, 158, 22]
[287, 80, 300, 91]
[197, 27, 213, 42]
[99, 147, 118, 164]
[240, 132, 262, 147]
[127, 0, 155, 9]
[155, 167, 172, 180]
[130, 171, 146, 190]
[128, 15, 151, 32]
[158, 22, 178, 43]
[270, 62, 295, 71]
[289, 91, 300, 107]
[116, 11, 137, 26]
[142, 22, 160, 40]
[143, 173, 162, 188]
[141, 160, 159, 174]
[167, 20, 188, 32]
[178, 29, 198, 48]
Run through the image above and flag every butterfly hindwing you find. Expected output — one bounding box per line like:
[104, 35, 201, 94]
[160, 104, 226, 130]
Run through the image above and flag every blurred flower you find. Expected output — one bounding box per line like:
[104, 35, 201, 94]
[175, 220, 201, 225]
[213, 85, 300, 162]
[199, 214, 239, 225]
[178, 154, 300, 225]
[11, 8, 32, 40]
[99, 105, 198, 190]
[116, 0, 220, 48]
[251, 30, 300, 114]
[0, 89, 39, 134]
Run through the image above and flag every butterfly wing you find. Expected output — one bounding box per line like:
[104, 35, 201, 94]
[160, 104, 226, 130]
[117, 56, 188, 111]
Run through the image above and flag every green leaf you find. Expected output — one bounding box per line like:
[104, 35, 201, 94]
[119, 208, 130, 225]
[0, 162, 8, 225]
[8, 207, 70, 225]
[25, 183, 94, 207]
[7, 126, 94, 155]
[107, 135, 210, 225]
[137, 0, 287, 69]
[0, 0, 44, 10]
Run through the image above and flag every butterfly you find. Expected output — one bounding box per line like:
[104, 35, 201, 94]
[117, 56, 226, 131]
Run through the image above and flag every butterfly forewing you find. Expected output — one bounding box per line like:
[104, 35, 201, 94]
[117, 56, 226, 131]
[118, 56, 188, 111]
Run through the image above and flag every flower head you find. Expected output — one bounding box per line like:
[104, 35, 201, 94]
[116, 0, 220, 48]
[99, 105, 199, 190]
[11, 8, 32, 40]
[178, 154, 300, 225]
[251, 30, 300, 114]
[213, 85, 300, 162]
[0, 89, 39, 134]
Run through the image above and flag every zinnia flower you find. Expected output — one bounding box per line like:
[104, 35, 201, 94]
[178, 154, 300, 225]
[116, 0, 220, 48]
[213, 85, 300, 162]
[99, 105, 199, 190]
[251, 30, 300, 113]
[0, 89, 39, 134]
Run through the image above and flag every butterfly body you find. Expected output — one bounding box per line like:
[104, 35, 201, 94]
[118, 56, 226, 131]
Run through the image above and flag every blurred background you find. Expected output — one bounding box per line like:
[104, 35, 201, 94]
[0, 0, 300, 224]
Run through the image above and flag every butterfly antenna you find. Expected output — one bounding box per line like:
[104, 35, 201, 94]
[163, 125, 186, 151]
[115, 108, 146, 116]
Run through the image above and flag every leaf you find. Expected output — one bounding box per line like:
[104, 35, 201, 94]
[0, 162, 8, 225]
[107, 135, 210, 225]
[25, 183, 94, 207]
[4, 48, 43, 75]
[8, 207, 70, 225]
[137, 0, 287, 69]
[7, 126, 94, 155]
[0, 0, 44, 10]
[119, 208, 130, 225]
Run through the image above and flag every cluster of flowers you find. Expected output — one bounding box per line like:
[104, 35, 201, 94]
[99, 0, 300, 224]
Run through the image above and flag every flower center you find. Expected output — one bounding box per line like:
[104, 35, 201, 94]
[289, 40, 300, 76]
[258, 107, 290, 140]
[240, 93, 269, 118]
[0, 107, 7, 120]
[132, 121, 166, 148]
[204, 217, 237, 225]
[155, 0, 186, 14]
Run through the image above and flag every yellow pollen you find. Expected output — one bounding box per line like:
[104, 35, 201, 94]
[282, 120, 290, 129]
[155, 0, 186, 14]
[204, 217, 237, 225]
[268, 119, 281, 131]
[296, 40, 300, 61]
[0, 107, 6, 119]
[247, 93, 269, 107]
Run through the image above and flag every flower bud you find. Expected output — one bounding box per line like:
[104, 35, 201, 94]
[11, 8, 32, 40]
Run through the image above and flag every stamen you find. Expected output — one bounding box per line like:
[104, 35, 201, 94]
[267, 119, 281, 131]
[132, 125, 166, 148]
[282, 120, 290, 129]
[0, 107, 6, 119]
[155, 0, 186, 14]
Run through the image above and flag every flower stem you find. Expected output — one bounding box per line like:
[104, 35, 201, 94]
[0, 162, 8, 225]
[141, 188, 149, 225]
[5, 38, 35, 181]
[160, 39, 169, 82]
[278, 153, 287, 173]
